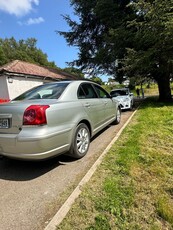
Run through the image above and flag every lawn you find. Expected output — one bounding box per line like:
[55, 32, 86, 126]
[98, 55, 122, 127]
[57, 97, 173, 230]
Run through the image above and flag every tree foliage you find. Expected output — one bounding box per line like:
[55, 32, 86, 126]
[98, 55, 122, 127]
[59, 0, 135, 75]
[59, 0, 173, 101]
[125, 0, 173, 101]
[0, 37, 57, 68]
[0, 37, 84, 78]
[89, 76, 103, 85]
[63, 67, 85, 78]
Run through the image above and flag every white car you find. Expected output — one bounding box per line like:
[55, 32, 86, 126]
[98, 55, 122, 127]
[110, 88, 134, 110]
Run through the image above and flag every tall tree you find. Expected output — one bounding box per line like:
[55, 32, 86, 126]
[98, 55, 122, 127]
[125, 0, 173, 101]
[59, 0, 173, 101]
[59, 0, 134, 75]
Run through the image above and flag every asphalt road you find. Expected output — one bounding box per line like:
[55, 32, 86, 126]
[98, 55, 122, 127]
[0, 106, 138, 230]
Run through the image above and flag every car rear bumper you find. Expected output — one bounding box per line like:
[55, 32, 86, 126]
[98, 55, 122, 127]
[0, 144, 69, 160]
[0, 127, 72, 160]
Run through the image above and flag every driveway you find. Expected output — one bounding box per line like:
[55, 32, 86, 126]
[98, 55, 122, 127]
[0, 104, 139, 230]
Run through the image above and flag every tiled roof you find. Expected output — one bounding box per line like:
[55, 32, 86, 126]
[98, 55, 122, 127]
[0, 60, 77, 80]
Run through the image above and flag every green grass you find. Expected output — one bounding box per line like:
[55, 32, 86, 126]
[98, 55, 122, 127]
[57, 97, 173, 230]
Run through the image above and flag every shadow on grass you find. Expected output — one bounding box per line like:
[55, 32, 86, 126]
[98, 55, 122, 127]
[136, 96, 173, 110]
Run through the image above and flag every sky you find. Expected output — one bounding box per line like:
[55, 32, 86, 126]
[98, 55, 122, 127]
[0, 0, 79, 69]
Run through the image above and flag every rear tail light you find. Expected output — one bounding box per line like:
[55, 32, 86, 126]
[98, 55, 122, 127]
[23, 105, 50, 125]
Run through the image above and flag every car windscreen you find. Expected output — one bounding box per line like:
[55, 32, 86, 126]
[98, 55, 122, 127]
[13, 82, 70, 101]
[110, 90, 127, 97]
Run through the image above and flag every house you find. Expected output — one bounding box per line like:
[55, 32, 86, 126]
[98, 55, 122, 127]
[0, 60, 78, 101]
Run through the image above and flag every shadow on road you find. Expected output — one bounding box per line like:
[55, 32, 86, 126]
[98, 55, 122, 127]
[0, 154, 76, 181]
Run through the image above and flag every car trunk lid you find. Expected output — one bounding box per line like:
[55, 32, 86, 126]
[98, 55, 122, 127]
[0, 100, 54, 134]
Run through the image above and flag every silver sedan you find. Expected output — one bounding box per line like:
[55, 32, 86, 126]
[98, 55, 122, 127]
[0, 80, 121, 160]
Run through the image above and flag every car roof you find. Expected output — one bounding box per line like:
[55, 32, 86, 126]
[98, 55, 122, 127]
[43, 79, 100, 85]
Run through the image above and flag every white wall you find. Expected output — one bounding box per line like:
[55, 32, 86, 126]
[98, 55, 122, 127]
[0, 76, 9, 99]
[7, 77, 43, 100]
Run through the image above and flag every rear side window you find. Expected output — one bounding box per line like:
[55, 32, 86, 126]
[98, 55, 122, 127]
[78, 83, 98, 99]
[93, 84, 110, 98]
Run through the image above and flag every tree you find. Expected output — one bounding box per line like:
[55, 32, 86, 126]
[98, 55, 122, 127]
[59, 0, 173, 101]
[0, 37, 57, 68]
[89, 76, 103, 85]
[0, 37, 85, 79]
[124, 0, 173, 101]
[63, 67, 84, 78]
[58, 0, 134, 75]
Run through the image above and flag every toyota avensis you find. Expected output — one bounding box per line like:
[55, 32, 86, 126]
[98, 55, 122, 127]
[0, 80, 121, 160]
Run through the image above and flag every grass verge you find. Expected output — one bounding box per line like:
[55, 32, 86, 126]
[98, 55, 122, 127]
[57, 97, 173, 230]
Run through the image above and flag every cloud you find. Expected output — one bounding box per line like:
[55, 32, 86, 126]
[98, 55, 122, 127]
[26, 17, 44, 25]
[0, 0, 39, 16]
[18, 17, 44, 26]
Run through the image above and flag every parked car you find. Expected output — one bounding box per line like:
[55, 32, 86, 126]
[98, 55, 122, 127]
[0, 80, 121, 160]
[110, 88, 134, 110]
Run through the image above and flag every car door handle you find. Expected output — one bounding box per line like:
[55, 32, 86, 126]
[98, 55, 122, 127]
[84, 103, 90, 108]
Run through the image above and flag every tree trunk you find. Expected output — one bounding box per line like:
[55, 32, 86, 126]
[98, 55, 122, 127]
[157, 74, 172, 102]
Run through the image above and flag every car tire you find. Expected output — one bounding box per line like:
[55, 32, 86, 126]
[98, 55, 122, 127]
[69, 123, 90, 159]
[113, 107, 121, 124]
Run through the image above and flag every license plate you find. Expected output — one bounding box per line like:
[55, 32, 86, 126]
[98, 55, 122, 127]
[0, 118, 9, 129]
